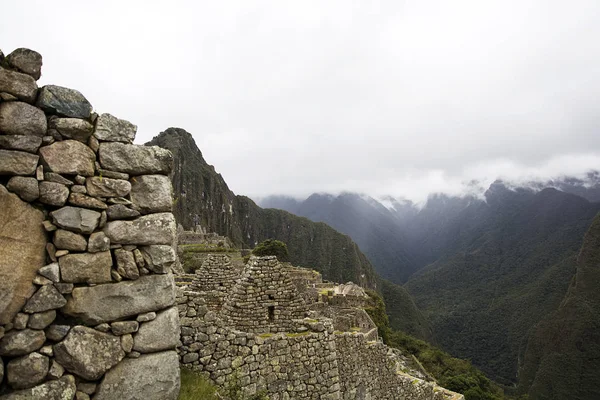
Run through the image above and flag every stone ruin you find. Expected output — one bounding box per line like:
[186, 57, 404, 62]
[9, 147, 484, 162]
[177, 253, 465, 400]
[0, 48, 180, 399]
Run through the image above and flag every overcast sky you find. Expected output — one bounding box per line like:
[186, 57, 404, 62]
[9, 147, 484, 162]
[2, 0, 599, 202]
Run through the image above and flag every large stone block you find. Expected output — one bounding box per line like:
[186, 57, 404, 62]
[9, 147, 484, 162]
[6, 352, 49, 389]
[104, 213, 176, 245]
[0, 149, 38, 175]
[94, 113, 137, 143]
[54, 326, 124, 381]
[62, 274, 175, 324]
[0, 67, 37, 103]
[86, 176, 131, 197]
[130, 174, 173, 214]
[59, 251, 112, 284]
[99, 142, 172, 175]
[53, 229, 87, 251]
[0, 185, 46, 324]
[39, 140, 96, 176]
[0, 135, 42, 153]
[133, 306, 179, 353]
[139, 245, 176, 273]
[36, 85, 92, 119]
[6, 176, 39, 202]
[5, 48, 43, 80]
[0, 329, 45, 356]
[0, 102, 47, 136]
[0, 374, 76, 400]
[50, 206, 101, 234]
[94, 351, 180, 400]
[22, 284, 66, 313]
[49, 117, 94, 142]
[38, 181, 69, 207]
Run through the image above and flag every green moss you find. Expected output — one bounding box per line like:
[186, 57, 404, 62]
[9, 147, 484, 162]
[178, 368, 219, 400]
[285, 332, 310, 338]
[258, 333, 274, 338]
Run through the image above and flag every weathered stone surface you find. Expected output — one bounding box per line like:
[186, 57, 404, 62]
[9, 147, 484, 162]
[76, 382, 96, 395]
[0, 374, 76, 400]
[5, 48, 43, 80]
[0, 101, 47, 136]
[97, 168, 129, 180]
[0, 149, 38, 175]
[111, 321, 139, 335]
[39, 263, 60, 282]
[39, 181, 69, 206]
[139, 245, 176, 274]
[94, 113, 137, 143]
[50, 206, 100, 234]
[45, 172, 74, 186]
[28, 310, 56, 330]
[88, 232, 110, 253]
[99, 143, 172, 175]
[121, 334, 134, 353]
[36, 85, 92, 119]
[0, 329, 45, 356]
[45, 325, 70, 342]
[0, 135, 42, 153]
[6, 176, 39, 201]
[104, 213, 176, 245]
[68, 193, 107, 210]
[14, 313, 28, 330]
[136, 312, 156, 322]
[50, 118, 94, 142]
[39, 140, 95, 176]
[23, 284, 66, 313]
[106, 204, 140, 220]
[0, 355, 3, 384]
[6, 352, 49, 389]
[115, 249, 139, 280]
[133, 307, 179, 353]
[59, 251, 112, 284]
[48, 359, 65, 380]
[0, 186, 46, 324]
[53, 326, 125, 380]
[130, 175, 172, 214]
[0, 67, 37, 103]
[94, 351, 180, 400]
[62, 274, 176, 324]
[85, 176, 131, 198]
[53, 230, 87, 251]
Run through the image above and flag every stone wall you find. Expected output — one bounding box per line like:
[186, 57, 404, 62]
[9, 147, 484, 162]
[0, 48, 180, 399]
[177, 254, 464, 400]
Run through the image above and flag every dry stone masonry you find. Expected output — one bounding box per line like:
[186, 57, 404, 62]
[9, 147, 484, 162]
[178, 254, 464, 399]
[0, 47, 180, 399]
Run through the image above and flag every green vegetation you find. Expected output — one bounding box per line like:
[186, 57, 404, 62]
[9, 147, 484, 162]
[252, 239, 289, 262]
[179, 368, 219, 399]
[365, 290, 504, 400]
[179, 368, 269, 400]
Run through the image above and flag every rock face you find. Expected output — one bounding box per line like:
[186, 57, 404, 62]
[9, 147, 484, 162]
[0, 186, 46, 324]
[130, 174, 173, 214]
[0, 375, 77, 400]
[94, 351, 180, 400]
[104, 213, 176, 245]
[50, 206, 100, 234]
[4, 48, 43, 80]
[54, 326, 125, 380]
[0, 67, 37, 103]
[58, 251, 112, 284]
[36, 85, 92, 119]
[6, 352, 49, 389]
[0, 101, 47, 136]
[133, 307, 179, 353]
[62, 274, 175, 324]
[94, 113, 137, 143]
[39, 140, 96, 176]
[0, 47, 180, 399]
[0, 149, 39, 175]
[99, 143, 173, 175]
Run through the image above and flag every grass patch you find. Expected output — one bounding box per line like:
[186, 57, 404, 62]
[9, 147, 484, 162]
[179, 367, 219, 400]
[285, 332, 310, 338]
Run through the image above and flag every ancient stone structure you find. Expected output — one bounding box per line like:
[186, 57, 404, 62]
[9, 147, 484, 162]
[0, 48, 180, 399]
[177, 254, 464, 399]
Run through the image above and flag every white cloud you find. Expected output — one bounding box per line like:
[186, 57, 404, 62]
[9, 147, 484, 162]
[2, 0, 599, 202]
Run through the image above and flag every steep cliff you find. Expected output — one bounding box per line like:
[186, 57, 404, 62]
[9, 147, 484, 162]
[146, 128, 431, 339]
[518, 214, 600, 399]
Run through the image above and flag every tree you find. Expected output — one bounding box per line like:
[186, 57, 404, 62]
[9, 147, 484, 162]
[252, 239, 289, 262]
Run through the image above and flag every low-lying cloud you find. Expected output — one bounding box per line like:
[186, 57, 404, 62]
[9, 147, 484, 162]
[2, 0, 599, 203]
